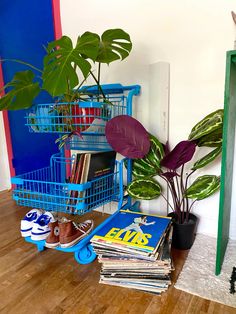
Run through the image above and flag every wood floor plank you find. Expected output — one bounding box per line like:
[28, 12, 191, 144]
[0, 190, 235, 314]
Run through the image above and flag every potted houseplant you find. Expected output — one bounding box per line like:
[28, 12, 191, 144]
[105, 109, 223, 249]
[0, 29, 132, 148]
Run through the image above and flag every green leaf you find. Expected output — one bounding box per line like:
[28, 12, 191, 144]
[197, 128, 223, 147]
[186, 175, 220, 200]
[125, 134, 164, 178]
[76, 32, 100, 61]
[132, 159, 157, 178]
[188, 109, 223, 141]
[127, 178, 162, 200]
[0, 70, 40, 110]
[192, 146, 222, 170]
[96, 29, 132, 64]
[42, 34, 100, 97]
[144, 134, 164, 169]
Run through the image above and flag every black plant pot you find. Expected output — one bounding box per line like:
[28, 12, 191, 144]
[168, 213, 198, 250]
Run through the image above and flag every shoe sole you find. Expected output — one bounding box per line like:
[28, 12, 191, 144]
[60, 228, 93, 248]
[31, 231, 50, 241]
[45, 242, 60, 249]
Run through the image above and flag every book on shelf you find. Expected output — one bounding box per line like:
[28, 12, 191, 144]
[67, 153, 89, 212]
[70, 153, 80, 184]
[68, 151, 116, 211]
[85, 151, 116, 209]
[67, 153, 85, 211]
[86, 151, 116, 181]
[90, 210, 174, 295]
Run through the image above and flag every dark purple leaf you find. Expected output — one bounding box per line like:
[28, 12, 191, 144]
[162, 171, 179, 180]
[160, 140, 196, 170]
[105, 115, 150, 158]
[163, 141, 170, 155]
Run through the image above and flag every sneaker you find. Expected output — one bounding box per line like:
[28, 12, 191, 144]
[31, 212, 56, 241]
[21, 209, 43, 237]
[45, 221, 60, 248]
[59, 219, 94, 248]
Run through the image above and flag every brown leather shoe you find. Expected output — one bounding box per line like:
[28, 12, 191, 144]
[59, 219, 94, 248]
[45, 221, 60, 248]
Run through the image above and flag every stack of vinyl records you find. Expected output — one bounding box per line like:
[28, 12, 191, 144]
[90, 210, 174, 295]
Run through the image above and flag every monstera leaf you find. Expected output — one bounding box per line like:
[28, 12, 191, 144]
[127, 178, 162, 200]
[42, 33, 100, 97]
[192, 146, 222, 170]
[96, 29, 132, 64]
[185, 175, 220, 200]
[188, 109, 223, 141]
[0, 70, 40, 110]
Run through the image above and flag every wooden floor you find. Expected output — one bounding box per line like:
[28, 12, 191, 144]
[0, 191, 235, 314]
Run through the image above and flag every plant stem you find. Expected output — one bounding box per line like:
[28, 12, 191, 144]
[188, 199, 197, 212]
[97, 63, 101, 102]
[89, 70, 106, 99]
[159, 173, 181, 222]
[180, 165, 185, 223]
[187, 199, 198, 221]
[185, 169, 196, 222]
[160, 193, 175, 211]
[175, 174, 181, 204]
[98, 63, 101, 87]
[1, 58, 43, 73]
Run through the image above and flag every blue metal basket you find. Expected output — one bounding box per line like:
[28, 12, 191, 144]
[25, 84, 140, 151]
[11, 153, 124, 215]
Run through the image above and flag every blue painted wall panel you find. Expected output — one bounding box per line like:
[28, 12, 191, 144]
[0, 0, 59, 174]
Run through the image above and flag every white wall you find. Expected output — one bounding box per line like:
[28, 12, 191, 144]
[0, 112, 11, 191]
[60, 0, 236, 238]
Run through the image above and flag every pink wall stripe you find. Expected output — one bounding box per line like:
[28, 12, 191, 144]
[52, 0, 62, 39]
[52, 0, 71, 169]
[0, 62, 15, 177]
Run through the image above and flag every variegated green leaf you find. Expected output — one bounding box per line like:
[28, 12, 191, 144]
[197, 128, 223, 147]
[192, 146, 222, 170]
[127, 178, 162, 200]
[144, 134, 164, 169]
[124, 159, 156, 178]
[188, 109, 223, 141]
[186, 175, 220, 200]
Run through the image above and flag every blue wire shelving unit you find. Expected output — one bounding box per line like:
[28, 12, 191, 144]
[11, 84, 141, 264]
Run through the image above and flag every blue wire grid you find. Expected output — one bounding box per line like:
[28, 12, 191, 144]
[25, 84, 140, 151]
[11, 154, 122, 215]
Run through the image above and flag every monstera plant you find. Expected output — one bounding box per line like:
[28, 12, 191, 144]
[0, 29, 132, 147]
[105, 110, 223, 225]
[0, 29, 132, 109]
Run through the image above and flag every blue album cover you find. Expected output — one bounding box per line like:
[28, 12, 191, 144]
[91, 210, 171, 252]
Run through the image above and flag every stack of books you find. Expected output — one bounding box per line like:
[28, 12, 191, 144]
[90, 210, 174, 295]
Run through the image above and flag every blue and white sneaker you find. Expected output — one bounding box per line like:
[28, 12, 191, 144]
[21, 209, 44, 237]
[31, 212, 56, 241]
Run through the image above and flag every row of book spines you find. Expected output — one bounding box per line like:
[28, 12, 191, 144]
[67, 153, 86, 209]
